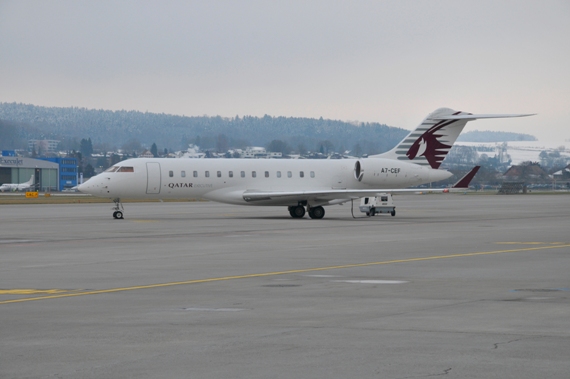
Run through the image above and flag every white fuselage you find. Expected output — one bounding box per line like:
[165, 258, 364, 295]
[78, 157, 451, 206]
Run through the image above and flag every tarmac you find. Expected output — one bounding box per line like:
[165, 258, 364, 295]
[1, 194, 569, 378]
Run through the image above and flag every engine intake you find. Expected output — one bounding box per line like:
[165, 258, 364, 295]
[354, 161, 363, 181]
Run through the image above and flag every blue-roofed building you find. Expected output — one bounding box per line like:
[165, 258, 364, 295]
[38, 157, 78, 190]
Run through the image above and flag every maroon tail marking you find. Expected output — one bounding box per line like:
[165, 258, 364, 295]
[406, 119, 458, 169]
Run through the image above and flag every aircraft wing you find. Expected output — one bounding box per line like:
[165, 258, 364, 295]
[242, 187, 451, 203]
[243, 166, 481, 203]
[452, 166, 480, 188]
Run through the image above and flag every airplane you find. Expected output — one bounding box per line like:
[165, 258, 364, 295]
[0, 175, 35, 192]
[77, 108, 534, 219]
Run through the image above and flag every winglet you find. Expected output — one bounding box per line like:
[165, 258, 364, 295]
[452, 166, 480, 189]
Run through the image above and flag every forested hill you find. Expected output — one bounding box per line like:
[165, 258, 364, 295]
[0, 102, 408, 155]
[457, 130, 537, 143]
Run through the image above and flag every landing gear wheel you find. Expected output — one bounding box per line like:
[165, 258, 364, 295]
[391, 210, 396, 217]
[289, 205, 305, 218]
[369, 208, 375, 217]
[308, 206, 325, 219]
[111, 198, 125, 219]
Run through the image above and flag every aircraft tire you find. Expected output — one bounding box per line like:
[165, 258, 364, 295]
[370, 208, 375, 217]
[288, 206, 295, 217]
[308, 206, 325, 219]
[115, 211, 124, 219]
[290, 205, 305, 218]
[113, 211, 118, 219]
[391, 210, 396, 217]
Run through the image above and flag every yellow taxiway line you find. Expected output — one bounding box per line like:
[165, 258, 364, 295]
[1, 242, 568, 305]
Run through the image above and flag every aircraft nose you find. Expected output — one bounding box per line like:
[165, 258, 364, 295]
[77, 180, 93, 194]
[77, 182, 87, 193]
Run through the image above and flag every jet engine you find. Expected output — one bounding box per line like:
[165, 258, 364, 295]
[353, 159, 448, 187]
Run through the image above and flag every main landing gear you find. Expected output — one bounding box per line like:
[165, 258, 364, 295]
[112, 198, 124, 219]
[288, 205, 305, 218]
[288, 205, 325, 219]
[308, 206, 325, 219]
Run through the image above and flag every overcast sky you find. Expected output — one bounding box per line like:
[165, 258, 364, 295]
[1, 1, 569, 143]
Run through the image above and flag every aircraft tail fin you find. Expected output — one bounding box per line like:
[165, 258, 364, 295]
[371, 108, 534, 169]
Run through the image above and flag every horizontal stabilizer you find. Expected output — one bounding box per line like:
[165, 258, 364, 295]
[430, 113, 535, 120]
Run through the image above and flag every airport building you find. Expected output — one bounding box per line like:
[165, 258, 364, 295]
[0, 152, 78, 191]
[39, 157, 79, 190]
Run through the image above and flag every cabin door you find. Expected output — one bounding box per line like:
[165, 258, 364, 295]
[146, 162, 161, 194]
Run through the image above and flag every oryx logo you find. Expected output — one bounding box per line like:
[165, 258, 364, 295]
[406, 118, 458, 169]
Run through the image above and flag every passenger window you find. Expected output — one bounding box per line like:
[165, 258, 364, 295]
[181, 171, 186, 178]
[252, 171, 257, 178]
[287, 171, 292, 178]
[217, 171, 221, 178]
[193, 171, 198, 177]
[205, 171, 210, 178]
[265, 171, 269, 178]
[169, 170, 173, 177]
[310, 171, 315, 178]
[241, 171, 245, 178]
[277, 171, 281, 178]
[300, 171, 304, 178]
[229, 171, 233, 178]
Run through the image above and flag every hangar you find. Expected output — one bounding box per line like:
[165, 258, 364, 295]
[0, 156, 60, 191]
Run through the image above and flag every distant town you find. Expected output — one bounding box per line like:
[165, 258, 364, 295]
[2, 136, 569, 194]
[0, 102, 569, 192]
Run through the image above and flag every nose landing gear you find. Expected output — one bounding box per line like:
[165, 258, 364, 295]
[112, 198, 124, 219]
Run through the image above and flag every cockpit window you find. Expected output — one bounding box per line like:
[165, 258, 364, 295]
[118, 167, 134, 172]
[105, 166, 119, 173]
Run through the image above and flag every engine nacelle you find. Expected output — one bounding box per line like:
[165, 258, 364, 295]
[354, 160, 364, 182]
[353, 159, 443, 187]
